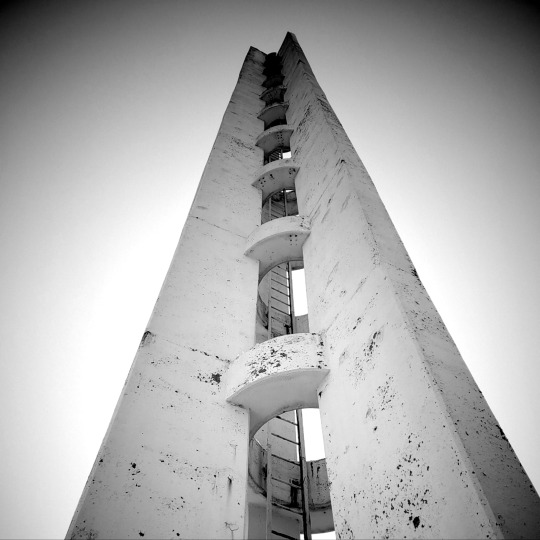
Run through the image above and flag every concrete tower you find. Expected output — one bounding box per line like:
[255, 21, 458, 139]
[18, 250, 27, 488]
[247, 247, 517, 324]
[67, 33, 540, 540]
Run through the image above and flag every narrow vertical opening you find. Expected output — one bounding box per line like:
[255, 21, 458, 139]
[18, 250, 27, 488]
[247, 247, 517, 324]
[249, 408, 334, 539]
[262, 189, 298, 224]
[265, 146, 291, 164]
[301, 408, 324, 461]
[291, 268, 307, 317]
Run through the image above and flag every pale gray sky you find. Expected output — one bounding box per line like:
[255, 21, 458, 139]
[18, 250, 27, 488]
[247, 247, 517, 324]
[1, 1, 539, 538]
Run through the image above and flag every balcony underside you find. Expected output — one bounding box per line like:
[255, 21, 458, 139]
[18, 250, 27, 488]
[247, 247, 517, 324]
[244, 215, 311, 280]
[225, 333, 328, 437]
[255, 125, 294, 155]
[252, 159, 299, 202]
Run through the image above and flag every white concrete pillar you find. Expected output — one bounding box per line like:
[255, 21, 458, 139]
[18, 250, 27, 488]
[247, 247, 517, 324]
[67, 47, 266, 540]
[68, 32, 540, 540]
[279, 32, 540, 539]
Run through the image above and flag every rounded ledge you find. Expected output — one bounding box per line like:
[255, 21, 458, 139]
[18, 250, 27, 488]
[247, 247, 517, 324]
[260, 85, 287, 105]
[252, 159, 300, 201]
[257, 102, 289, 125]
[225, 333, 328, 437]
[255, 125, 294, 154]
[244, 215, 311, 280]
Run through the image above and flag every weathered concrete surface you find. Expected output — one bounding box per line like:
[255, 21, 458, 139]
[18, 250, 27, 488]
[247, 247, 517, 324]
[66, 47, 267, 540]
[244, 215, 311, 280]
[68, 33, 540, 540]
[279, 31, 540, 539]
[225, 333, 328, 437]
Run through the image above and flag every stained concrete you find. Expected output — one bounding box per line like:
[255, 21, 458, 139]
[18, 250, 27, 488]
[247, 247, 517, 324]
[279, 32, 540, 539]
[67, 33, 540, 540]
[66, 46, 266, 540]
[225, 332, 327, 437]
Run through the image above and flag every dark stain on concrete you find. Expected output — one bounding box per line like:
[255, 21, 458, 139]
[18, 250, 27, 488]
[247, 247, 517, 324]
[496, 424, 509, 443]
[197, 371, 222, 385]
[139, 330, 155, 348]
[188, 346, 229, 362]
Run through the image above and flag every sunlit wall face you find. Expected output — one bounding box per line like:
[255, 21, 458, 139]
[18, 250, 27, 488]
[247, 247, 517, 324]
[1, 2, 540, 538]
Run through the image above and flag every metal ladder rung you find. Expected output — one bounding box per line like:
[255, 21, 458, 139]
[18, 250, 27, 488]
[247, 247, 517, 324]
[271, 299, 291, 311]
[271, 278, 289, 288]
[271, 286, 290, 298]
[271, 290, 290, 301]
[271, 432, 299, 445]
[271, 501, 302, 515]
[271, 475, 300, 488]
[272, 530, 297, 540]
[275, 415, 298, 426]
[270, 306, 290, 316]
[273, 454, 300, 466]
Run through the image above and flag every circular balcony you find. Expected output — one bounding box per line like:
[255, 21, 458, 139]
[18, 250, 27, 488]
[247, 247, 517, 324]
[252, 159, 299, 202]
[244, 215, 310, 280]
[260, 85, 287, 106]
[257, 102, 289, 129]
[255, 125, 294, 155]
[224, 333, 328, 437]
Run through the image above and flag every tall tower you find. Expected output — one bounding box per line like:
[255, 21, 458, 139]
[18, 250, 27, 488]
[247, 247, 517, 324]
[67, 33, 540, 540]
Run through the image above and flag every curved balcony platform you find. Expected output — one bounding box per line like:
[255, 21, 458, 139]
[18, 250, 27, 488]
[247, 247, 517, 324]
[244, 215, 310, 280]
[225, 333, 328, 438]
[257, 102, 289, 127]
[252, 159, 299, 201]
[260, 85, 286, 105]
[255, 125, 294, 155]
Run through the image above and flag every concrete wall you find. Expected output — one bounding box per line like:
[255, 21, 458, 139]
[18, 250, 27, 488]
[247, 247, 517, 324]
[67, 47, 266, 540]
[68, 32, 540, 540]
[279, 32, 540, 539]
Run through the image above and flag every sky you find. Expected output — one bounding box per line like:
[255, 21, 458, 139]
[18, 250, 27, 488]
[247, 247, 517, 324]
[1, 1, 540, 538]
